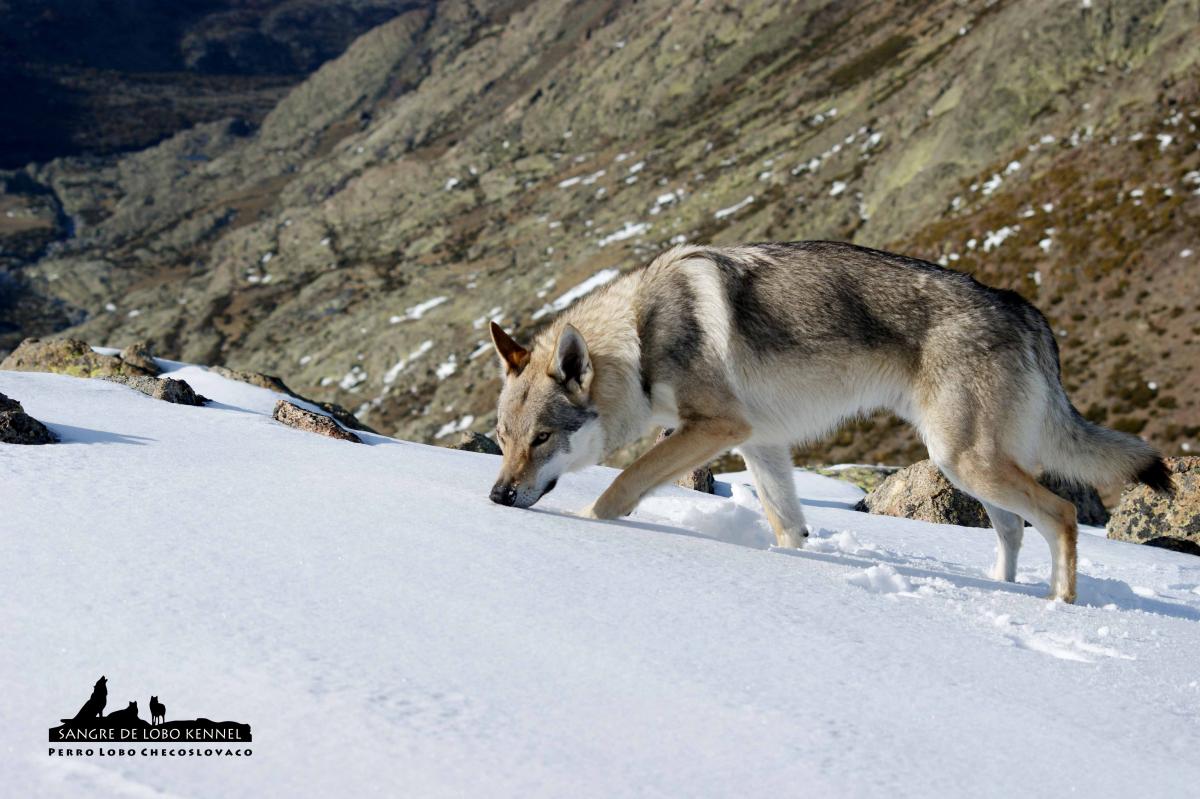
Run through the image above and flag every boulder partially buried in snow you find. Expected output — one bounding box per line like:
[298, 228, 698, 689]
[212, 365, 376, 433]
[210, 365, 294, 394]
[856, 461, 990, 526]
[1107, 457, 1197, 552]
[102, 375, 207, 406]
[273, 400, 361, 443]
[0, 393, 57, 445]
[0, 337, 156, 378]
[856, 459, 1109, 527]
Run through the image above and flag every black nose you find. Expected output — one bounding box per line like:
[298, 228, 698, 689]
[490, 482, 517, 506]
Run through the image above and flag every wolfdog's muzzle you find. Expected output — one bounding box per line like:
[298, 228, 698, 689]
[489, 478, 557, 508]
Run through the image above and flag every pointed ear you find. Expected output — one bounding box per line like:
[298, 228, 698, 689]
[489, 321, 529, 375]
[549, 324, 592, 394]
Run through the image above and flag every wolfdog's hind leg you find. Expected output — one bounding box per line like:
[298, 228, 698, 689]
[948, 458, 1078, 602]
[982, 501, 1023, 583]
[742, 445, 809, 548]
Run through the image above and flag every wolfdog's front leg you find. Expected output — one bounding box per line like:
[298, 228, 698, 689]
[583, 417, 750, 520]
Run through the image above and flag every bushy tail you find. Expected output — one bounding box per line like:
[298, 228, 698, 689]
[1041, 396, 1173, 494]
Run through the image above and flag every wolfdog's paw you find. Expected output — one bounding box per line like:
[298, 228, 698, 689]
[579, 499, 624, 520]
[778, 532, 807, 550]
[1043, 588, 1078, 604]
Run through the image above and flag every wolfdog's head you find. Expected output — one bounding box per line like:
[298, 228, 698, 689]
[487, 322, 604, 508]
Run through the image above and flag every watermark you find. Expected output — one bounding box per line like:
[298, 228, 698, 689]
[47, 675, 252, 757]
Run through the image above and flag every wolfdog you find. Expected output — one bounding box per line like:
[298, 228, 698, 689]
[488, 242, 1172, 602]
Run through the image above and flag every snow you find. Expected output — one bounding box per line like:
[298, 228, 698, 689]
[531, 268, 621, 320]
[713, 195, 754, 219]
[982, 225, 1018, 252]
[472, 306, 504, 330]
[596, 221, 650, 247]
[4, 368, 1200, 797]
[434, 414, 475, 439]
[435, 354, 457, 380]
[338, 364, 367, 391]
[382, 340, 433, 384]
[558, 169, 610, 189]
[389, 296, 447, 324]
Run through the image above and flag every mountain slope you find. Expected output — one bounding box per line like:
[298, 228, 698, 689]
[4, 365, 1200, 796]
[0, 0, 435, 167]
[2, 0, 1197, 465]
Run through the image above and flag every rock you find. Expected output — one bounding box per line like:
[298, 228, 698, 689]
[101, 375, 207, 406]
[446, 431, 502, 455]
[856, 460, 1109, 527]
[856, 461, 990, 527]
[117, 341, 161, 376]
[210, 365, 294, 394]
[1142, 537, 1200, 557]
[0, 409, 58, 444]
[0, 392, 22, 414]
[813, 465, 901, 493]
[211, 366, 377, 433]
[0, 338, 157, 379]
[314, 401, 376, 434]
[1107, 457, 1198, 550]
[657, 428, 715, 494]
[272, 400, 361, 443]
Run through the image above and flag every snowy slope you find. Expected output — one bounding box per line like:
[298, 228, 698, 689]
[2, 366, 1199, 798]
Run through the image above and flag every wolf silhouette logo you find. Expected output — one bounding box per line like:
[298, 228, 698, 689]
[61, 675, 106, 723]
[150, 696, 166, 726]
[49, 676, 251, 743]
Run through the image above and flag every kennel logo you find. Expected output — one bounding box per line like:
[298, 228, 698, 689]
[48, 676, 252, 755]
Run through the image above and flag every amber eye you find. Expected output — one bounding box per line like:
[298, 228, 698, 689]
[531, 432, 551, 447]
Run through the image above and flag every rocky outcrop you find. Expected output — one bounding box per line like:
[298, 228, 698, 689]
[1107, 457, 1198, 552]
[101, 375, 207, 406]
[272, 400, 361, 443]
[446, 431, 502, 455]
[0, 338, 156, 379]
[0, 393, 57, 444]
[856, 460, 1109, 527]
